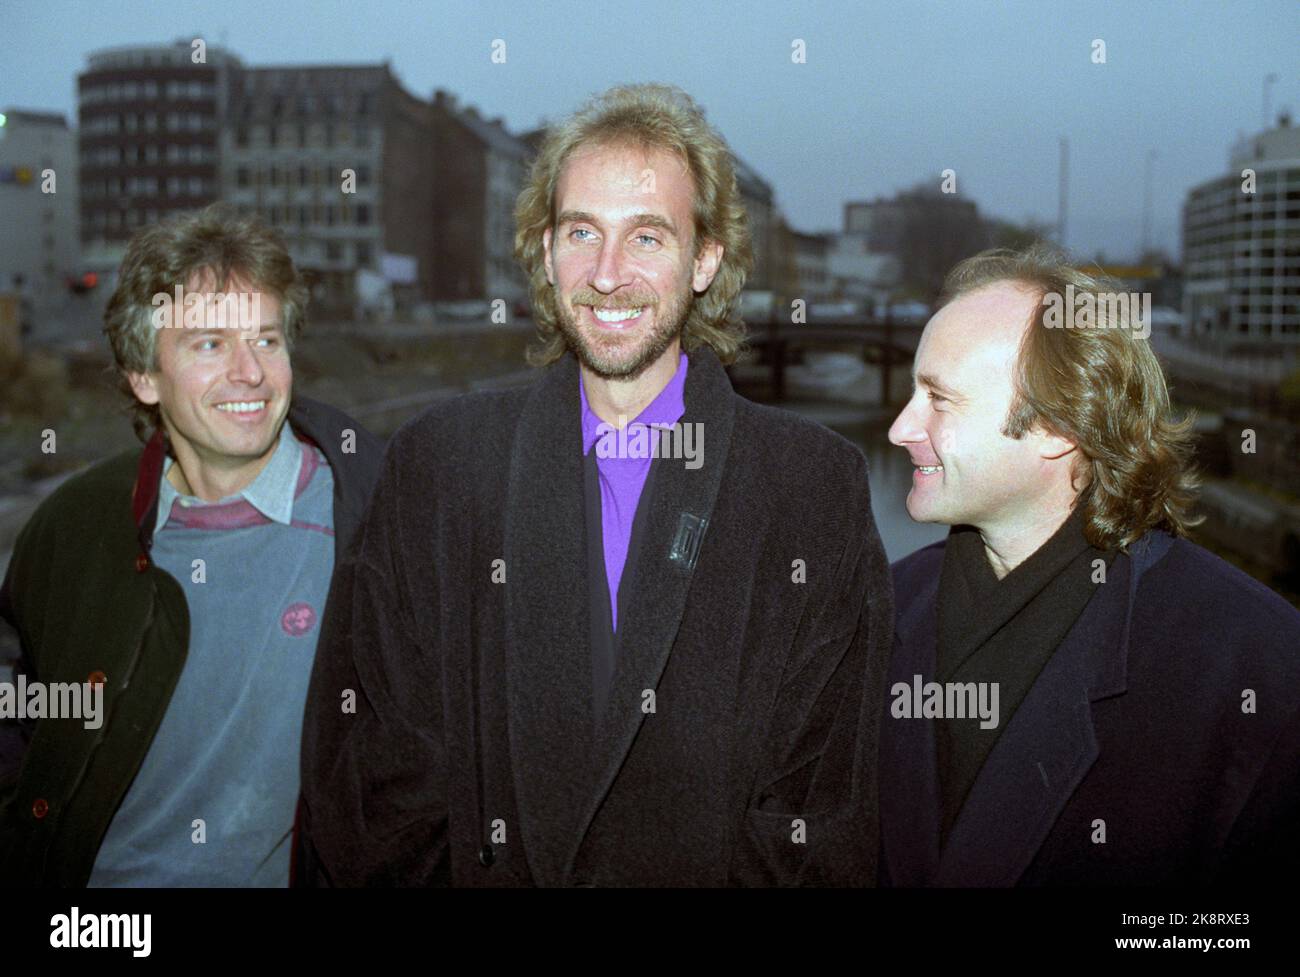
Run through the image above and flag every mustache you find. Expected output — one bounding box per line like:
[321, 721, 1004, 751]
[567, 288, 657, 310]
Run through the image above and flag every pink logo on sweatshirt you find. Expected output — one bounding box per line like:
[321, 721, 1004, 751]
[281, 602, 317, 637]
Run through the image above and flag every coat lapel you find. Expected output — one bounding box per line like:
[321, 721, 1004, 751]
[502, 346, 738, 885]
[502, 352, 596, 886]
[563, 346, 737, 873]
[884, 531, 1176, 887]
[880, 565, 944, 886]
[935, 532, 1174, 886]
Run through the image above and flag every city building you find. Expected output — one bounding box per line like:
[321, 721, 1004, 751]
[0, 109, 80, 317]
[1183, 113, 1300, 346]
[429, 90, 532, 308]
[734, 155, 775, 294]
[222, 64, 434, 317]
[843, 183, 988, 300]
[827, 232, 899, 313]
[77, 40, 240, 272]
[790, 228, 833, 305]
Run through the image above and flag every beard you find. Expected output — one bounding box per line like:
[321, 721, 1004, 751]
[553, 281, 694, 382]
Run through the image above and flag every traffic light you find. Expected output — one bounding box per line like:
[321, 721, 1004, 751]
[68, 272, 98, 295]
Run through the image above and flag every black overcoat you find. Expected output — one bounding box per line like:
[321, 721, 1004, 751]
[881, 531, 1300, 886]
[297, 346, 893, 886]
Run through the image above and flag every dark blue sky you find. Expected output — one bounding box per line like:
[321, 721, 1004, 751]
[3, 0, 1296, 260]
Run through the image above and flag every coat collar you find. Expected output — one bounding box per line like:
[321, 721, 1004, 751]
[129, 396, 362, 558]
[882, 529, 1175, 887]
[503, 345, 736, 886]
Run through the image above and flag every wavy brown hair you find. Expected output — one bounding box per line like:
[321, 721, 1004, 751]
[103, 203, 309, 441]
[938, 245, 1202, 552]
[514, 83, 753, 367]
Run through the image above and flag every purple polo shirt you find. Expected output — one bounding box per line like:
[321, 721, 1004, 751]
[580, 351, 688, 632]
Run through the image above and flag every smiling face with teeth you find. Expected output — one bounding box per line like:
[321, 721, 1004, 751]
[887, 283, 1079, 550]
[127, 273, 292, 502]
[542, 141, 723, 406]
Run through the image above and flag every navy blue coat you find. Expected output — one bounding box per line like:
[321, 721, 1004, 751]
[881, 530, 1300, 886]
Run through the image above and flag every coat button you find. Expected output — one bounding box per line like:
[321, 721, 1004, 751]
[478, 844, 495, 867]
[134, 553, 149, 573]
[87, 670, 107, 688]
[32, 798, 49, 819]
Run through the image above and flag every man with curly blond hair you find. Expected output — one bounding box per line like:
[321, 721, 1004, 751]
[881, 246, 1300, 885]
[299, 84, 893, 886]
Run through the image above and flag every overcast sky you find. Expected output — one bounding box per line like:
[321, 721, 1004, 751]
[2, 0, 1296, 260]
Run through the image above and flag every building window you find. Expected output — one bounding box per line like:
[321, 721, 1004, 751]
[356, 241, 371, 264]
[326, 241, 342, 261]
[356, 204, 370, 225]
[236, 126, 249, 148]
[237, 167, 250, 188]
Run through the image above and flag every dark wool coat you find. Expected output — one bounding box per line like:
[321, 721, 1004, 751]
[881, 531, 1300, 886]
[297, 346, 894, 887]
[0, 398, 382, 886]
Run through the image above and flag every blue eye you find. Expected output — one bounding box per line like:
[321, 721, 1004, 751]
[634, 234, 661, 247]
[571, 228, 595, 241]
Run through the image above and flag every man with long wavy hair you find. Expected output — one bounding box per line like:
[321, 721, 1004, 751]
[881, 245, 1300, 885]
[298, 83, 893, 886]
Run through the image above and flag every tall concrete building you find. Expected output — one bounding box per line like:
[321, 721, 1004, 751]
[1183, 114, 1300, 346]
[429, 90, 532, 307]
[221, 64, 434, 317]
[77, 40, 241, 271]
[0, 109, 80, 316]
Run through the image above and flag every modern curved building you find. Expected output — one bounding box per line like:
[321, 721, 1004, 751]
[1182, 115, 1300, 348]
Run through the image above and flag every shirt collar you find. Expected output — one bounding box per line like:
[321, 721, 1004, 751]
[580, 351, 689, 456]
[155, 421, 303, 533]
